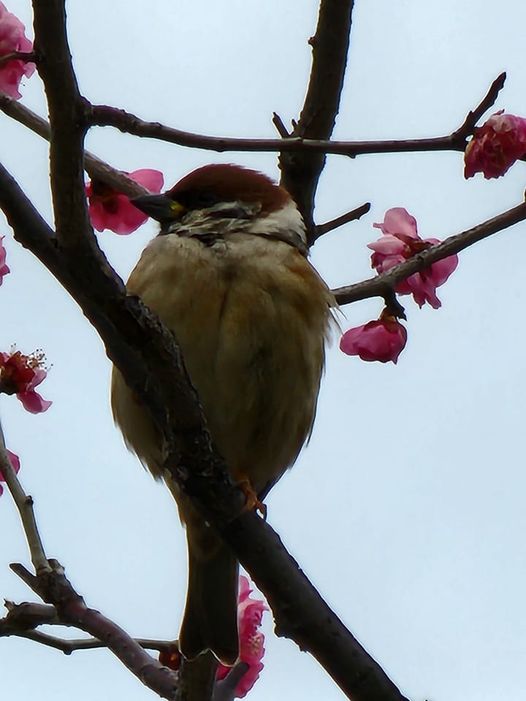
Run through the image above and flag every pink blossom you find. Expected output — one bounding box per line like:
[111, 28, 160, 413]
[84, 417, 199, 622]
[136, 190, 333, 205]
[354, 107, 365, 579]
[464, 111, 526, 179]
[0, 449, 20, 496]
[340, 317, 407, 364]
[369, 208, 458, 309]
[0, 236, 10, 283]
[86, 169, 164, 235]
[0, 350, 52, 413]
[0, 3, 35, 99]
[216, 575, 267, 698]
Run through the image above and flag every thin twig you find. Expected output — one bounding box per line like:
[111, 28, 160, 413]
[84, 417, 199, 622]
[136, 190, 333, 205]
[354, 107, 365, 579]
[0, 415, 50, 574]
[4, 628, 174, 655]
[271, 112, 291, 138]
[213, 663, 249, 701]
[0, 51, 36, 67]
[314, 202, 371, 238]
[453, 71, 506, 139]
[10, 560, 179, 699]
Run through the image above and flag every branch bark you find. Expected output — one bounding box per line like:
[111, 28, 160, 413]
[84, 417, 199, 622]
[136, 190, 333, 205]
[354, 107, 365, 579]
[0, 155, 410, 701]
[10, 561, 179, 699]
[278, 0, 355, 239]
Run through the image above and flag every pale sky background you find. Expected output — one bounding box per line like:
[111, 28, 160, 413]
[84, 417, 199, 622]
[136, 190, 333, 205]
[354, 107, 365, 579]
[1, 1, 526, 700]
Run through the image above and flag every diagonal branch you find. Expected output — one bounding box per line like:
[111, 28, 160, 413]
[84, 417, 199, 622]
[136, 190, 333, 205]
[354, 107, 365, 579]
[332, 200, 526, 306]
[0, 418, 49, 574]
[0, 94, 149, 197]
[10, 561, 179, 699]
[315, 202, 371, 238]
[0, 159, 410, 701]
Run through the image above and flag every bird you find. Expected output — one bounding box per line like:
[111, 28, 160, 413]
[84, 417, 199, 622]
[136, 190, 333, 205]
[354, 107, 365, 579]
[110, 163, 335, 666]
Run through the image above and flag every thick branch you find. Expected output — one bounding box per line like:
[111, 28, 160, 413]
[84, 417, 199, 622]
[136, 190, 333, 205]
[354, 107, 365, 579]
[0, 162, 409, 701]
[32, 0, 90, 248]
[279, 0, 355, 237]
[333, 200, 526, 305]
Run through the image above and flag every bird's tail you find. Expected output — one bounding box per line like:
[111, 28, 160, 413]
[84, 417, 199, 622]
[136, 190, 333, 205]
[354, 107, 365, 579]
[179, 539, 239, 666]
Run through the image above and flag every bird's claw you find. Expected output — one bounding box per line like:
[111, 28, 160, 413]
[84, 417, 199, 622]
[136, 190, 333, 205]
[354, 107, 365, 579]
[237, 479, 267, 520]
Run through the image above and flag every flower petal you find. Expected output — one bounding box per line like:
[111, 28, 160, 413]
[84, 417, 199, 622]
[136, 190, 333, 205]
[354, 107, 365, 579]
[373, 207, 419, 238]
[340, 319, 407, 364]
[18, 389, 52, 414]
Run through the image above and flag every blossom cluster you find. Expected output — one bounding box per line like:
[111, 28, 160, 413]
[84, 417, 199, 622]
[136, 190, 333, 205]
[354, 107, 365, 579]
[341, 107, 526, 365]
[0, 1, 34, 98]
[86, 169, 164, 235]
[216, 575, 267, 697]
[464, 111, 526, 179]
[340, 208, 458, 363]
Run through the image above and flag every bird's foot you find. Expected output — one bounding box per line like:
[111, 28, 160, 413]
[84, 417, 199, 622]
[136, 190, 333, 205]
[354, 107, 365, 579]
[237, 479, 267, 520]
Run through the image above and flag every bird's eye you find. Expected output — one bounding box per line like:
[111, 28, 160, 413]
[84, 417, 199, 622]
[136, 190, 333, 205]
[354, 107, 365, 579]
[191, 191, 220, 209]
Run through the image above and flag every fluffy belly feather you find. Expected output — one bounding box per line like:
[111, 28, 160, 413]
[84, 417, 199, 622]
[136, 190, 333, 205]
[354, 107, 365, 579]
[111, 232, 333, 513]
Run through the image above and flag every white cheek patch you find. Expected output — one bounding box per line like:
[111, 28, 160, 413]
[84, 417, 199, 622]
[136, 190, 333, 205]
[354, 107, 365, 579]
[252, 200, 307, 243]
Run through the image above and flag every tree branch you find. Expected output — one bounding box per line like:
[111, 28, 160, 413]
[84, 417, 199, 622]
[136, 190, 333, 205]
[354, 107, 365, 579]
[10, 561, 179, 699]
[0, 600, 175, 654]
[0, 159, 409, 700]
[315, 202, 371, 238]
[332, 199, 526, 306]
[0, 418, 49, 574]
[0, 50, 36, 67]
[32, 0, 90, 249]
[86, 69, 503, 162]
[452, 71, 506, 140]
[278, 0, 355, 238]
[0, 94, 154, 197]
[2, 74, 505, 169]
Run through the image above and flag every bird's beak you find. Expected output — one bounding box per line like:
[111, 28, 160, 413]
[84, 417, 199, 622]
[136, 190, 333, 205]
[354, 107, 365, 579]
[131, 194, 185, 222]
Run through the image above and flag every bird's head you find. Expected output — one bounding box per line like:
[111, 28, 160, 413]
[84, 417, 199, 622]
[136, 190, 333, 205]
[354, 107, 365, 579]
[132, 164, 307, 254]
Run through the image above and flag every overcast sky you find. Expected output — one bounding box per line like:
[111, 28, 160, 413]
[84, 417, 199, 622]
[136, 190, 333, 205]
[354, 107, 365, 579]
[1, 1, 526, 700]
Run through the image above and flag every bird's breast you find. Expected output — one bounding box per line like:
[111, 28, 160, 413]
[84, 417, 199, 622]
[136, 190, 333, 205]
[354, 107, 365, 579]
[111, 232, 333, 497]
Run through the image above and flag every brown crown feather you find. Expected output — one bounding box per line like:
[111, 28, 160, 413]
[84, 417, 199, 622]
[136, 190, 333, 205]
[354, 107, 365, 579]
[167, 164, 291, 215]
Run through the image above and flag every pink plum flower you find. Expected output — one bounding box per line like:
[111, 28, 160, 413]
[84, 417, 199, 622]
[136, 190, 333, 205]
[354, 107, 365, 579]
[340, 315, 407, 364]
[369, 207, 458, 309]
[86, 169, 164, 235]
[464, 111, 526, 179]
[0, 2, 35, 99]
[0, 449, 19, 496]
[216, 575, 267, 698]
[0, 350, 52, 413]
[0, 236, 10, 283]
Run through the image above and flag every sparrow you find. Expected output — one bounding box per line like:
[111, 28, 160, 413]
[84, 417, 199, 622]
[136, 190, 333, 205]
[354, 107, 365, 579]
[110, 163, 335, 665]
